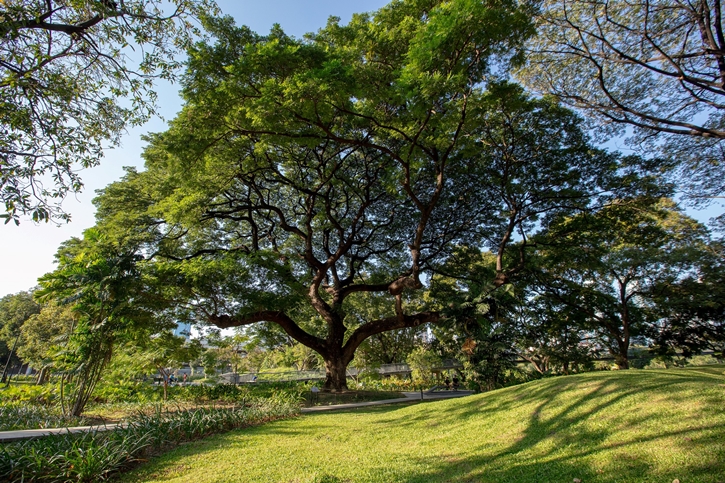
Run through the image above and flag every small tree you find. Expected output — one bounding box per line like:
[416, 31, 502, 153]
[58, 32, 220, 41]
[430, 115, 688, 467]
[36, 229, 160, 416]
[406, 347, 442, 388]
[142, 331, 202, 400]
[200, 350, 219, 380]
[17, 302, 76, 384]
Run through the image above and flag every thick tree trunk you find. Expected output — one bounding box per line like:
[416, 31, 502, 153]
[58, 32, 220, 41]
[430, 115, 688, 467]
[614, 350, 629, 369]
[323, 357, 349, 392]
[612, 336, 630, 369]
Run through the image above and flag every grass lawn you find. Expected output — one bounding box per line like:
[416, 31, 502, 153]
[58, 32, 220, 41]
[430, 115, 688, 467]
[120, 366, 725, 483]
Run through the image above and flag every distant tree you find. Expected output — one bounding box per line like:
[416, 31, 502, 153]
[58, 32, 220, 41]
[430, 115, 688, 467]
[213, 333, 249, 375]
[513, 289, 599, 375]
[347, 292, 424, 366]
[0, 290, 40, 382]
[356, 328, 423, 366]
[139, 330, 202, 400]
[406, 346, 442, 387]
[17, 302, 76, 384]
[531, 199, 711, 369]
[520, 0, 725, 209]
[0, 0, 217, 223]
[648, 241, 725, 360]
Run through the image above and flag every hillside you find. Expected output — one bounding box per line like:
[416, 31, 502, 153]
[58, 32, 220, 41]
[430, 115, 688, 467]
[122, 367, 725, 483]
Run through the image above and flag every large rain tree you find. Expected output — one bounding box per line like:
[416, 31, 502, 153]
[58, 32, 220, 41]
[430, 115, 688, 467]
[0, 0, 216, 223]
[95, 0, 652, 391]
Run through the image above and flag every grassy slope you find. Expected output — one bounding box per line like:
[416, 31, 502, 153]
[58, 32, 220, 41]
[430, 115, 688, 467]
[121, 367, 725, 483]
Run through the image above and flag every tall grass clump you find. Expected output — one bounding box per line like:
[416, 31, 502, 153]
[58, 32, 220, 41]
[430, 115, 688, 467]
[0, 403, 89, 431]
[0, 393, 299, 482]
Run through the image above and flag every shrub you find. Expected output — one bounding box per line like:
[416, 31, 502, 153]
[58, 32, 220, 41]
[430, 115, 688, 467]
[353, 376, 416, 392]
[91, 380, 152, 404]
[0, 383, 59, 406]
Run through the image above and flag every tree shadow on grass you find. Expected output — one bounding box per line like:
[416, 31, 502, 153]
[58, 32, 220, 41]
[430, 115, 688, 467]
[377, 371, 725, 482]
[121, 370, 725, 483]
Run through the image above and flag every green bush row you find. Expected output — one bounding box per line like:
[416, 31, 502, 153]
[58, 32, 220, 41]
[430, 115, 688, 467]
[0, 379, 312, 407]
[0, 393, 300, 483]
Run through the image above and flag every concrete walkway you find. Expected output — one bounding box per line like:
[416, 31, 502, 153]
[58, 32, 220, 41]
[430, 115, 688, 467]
[0, 390, 473, 442]
[0, 423, 124, 443]
[301, 389, 473, 413]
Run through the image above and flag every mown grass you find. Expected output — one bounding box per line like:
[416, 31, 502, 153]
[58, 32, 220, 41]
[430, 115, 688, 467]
[120, 366, 725, 483]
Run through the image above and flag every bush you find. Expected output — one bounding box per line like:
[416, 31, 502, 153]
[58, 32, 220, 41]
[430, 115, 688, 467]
[91, 380, 153, 404]
[179, 383, 251, 402]
[689, 355, 721, 366]
[353, 376, 416, 392]
[0, 383, 59, 406]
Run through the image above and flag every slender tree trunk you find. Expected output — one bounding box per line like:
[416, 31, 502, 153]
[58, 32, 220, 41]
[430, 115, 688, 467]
[1, 333, 21, 384]
[616, 280, 631, 369]
[35, 366, 49, 385]
[158, 368, 169, 401]
[610, 331, 630, 369]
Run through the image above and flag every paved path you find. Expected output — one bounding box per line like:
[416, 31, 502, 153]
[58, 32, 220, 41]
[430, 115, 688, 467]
[0, 423, 123, 443]
[0, 390, 473, 442]
[301, 389, 473, 413]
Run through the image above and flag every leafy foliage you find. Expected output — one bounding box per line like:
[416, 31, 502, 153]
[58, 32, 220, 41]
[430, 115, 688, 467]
[36, 228, 167, 416]
[90, 0, 658, 391]
[0, 0, 217, 223]
[520, 0, 725, 212]
[0, 290, 40, 379]
[529, 199, 716, 368]
[91, 0, 544, 391]
[17, 302, 75, 382]
[0, 402, 87, 431]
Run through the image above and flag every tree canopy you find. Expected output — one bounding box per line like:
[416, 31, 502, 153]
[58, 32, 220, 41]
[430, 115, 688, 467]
[528, 199, 715, 368]
[0, 0, 216, 223]
[87, 0, 665, 391]
[520, 0, 725, 209]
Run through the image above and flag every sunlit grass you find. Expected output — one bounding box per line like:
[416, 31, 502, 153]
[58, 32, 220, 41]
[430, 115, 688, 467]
[121, 366, 725, 483]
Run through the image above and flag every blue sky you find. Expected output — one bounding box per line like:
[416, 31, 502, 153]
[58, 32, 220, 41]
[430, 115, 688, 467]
[0, 0, 721, 297]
